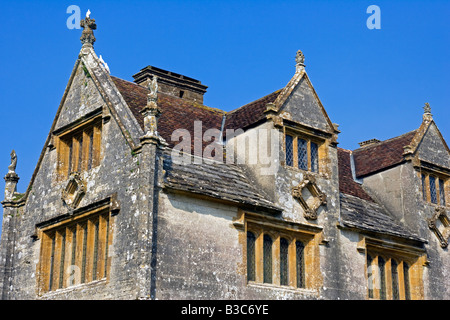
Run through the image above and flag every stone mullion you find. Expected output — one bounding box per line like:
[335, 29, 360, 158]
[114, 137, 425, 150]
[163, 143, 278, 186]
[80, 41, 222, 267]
[63, 226, 74, 288]
[96, 214, 107, 280]
[51, 231, 63, 291]
[272, 235, 281, 286]
[288, 239, 296, 288]
[254, 231, 264, 283]
[385, 259, 393, 300]
[398, 261, 406, 300]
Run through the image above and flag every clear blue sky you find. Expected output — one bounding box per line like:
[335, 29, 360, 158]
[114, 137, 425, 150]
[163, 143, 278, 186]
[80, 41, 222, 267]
[0, 1, 449, 222]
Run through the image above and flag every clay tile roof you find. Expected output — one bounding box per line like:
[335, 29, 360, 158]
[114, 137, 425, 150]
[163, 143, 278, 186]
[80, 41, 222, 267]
[352, 130, 417, 178]
[225, 89, 282, 131]
[337, 148, 374, 202]
[111, 76, 225, 156]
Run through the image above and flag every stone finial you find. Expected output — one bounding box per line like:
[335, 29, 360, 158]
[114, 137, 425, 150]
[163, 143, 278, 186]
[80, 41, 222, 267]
[148, 76, 159, 103]
[295, 49, 305, 73]
[423, 102, 433, 121]
[8, 150, 17, 174]
[140, 77, 162, 142]
[4, 150, 19, 200]
[80, 10, 97, 47]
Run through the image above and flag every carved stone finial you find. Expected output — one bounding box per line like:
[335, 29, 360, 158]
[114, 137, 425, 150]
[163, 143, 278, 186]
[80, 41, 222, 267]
[80, 10, 97, 47]
[295, 49, 305, 73]
[423, 102, 433, 121]
[4, 150, 19, 201]
[148, 76, 159, 102]
[8, 150, 17, 174]
[140, 76, 163, 143]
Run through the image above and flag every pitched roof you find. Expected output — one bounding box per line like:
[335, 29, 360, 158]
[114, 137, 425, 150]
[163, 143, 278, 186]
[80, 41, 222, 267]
[339, 193, 424, 242]
[337, 148, 373, 202]
[225, 89, 282, 131]
[162, 151, 281, 213]
[352, 130, 417, 178]
[111, 76, 225, 156]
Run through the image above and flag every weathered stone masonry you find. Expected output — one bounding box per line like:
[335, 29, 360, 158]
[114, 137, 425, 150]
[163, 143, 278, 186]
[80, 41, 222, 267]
[0, 13, 448, 300]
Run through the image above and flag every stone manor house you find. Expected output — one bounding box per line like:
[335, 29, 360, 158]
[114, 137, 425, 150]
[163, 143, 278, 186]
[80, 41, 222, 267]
[1, 14, 449, 300]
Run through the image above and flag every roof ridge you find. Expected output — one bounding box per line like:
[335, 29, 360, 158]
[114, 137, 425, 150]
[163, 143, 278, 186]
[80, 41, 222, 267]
[111, 75, 225, 115]
[227, 89, 282, 115]
[354, 129, 418, 152]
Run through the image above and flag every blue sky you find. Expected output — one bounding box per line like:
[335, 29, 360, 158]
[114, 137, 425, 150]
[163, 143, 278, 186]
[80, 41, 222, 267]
[0, 1, 449, 224]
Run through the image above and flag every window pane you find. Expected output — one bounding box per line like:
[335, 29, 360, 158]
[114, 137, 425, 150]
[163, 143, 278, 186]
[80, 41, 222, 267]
[77, 135, 83, 172]
[403, 263, 411, 300]
[296, 241, 305, 288]
[67, 139, 73, 176]
[81, 224, 88, 284]
[285, 135, 294, 166]
[367, 254, 373, 298]
[430, 176, 437, 204]
[88, 130, 94, 170]
[439, 179, 446, 206]
[421, 174, 427, 201]
[247, 232, 256, 282]
[310, 142, 318, 173]
[391, 259, 399, 300]
[59, 231, 66, 289]
[263, 235, 273, 284]
[280, 238, 289, 286]
[49, 235, 56, 291]
[298, 139, 308, 170]
[92, 220, 100, 280]
[378, 256, 386, 300]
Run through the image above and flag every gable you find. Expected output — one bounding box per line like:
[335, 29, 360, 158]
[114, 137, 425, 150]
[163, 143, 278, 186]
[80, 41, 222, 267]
[55, 61, 105, 131]
[278, 75, 333, 133]
[416, 123, 450, 169]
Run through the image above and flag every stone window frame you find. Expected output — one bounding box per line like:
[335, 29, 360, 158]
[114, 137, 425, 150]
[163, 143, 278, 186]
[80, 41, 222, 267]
[235, 210, 324, 293]
[54, 114, 102, 181]
[358, 237, 426, 300]
[36, 203, 114, 295]
[282, 126, 329, 177]
[419, 169, 448, 207]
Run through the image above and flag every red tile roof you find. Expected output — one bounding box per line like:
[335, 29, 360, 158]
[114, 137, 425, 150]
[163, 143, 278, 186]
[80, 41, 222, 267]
[111, 76, 225, 157]
[225, 89, 282, 131]
[352, 130, 417, 178]
[337, 148, 374, 202]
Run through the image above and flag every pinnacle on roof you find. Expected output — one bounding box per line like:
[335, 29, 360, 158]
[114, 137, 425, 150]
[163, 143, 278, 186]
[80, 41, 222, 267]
[295, 49, 305, 73]
[423, 102, 433, 121]
[80, 10, 97, 47]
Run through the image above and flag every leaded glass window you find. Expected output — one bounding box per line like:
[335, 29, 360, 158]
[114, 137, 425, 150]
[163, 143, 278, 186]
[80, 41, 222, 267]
[439, 179, 446, 206]
[284, 133, 322, 173]
[430, 176, 438, 204]
[422, 174, 427, 201]
[285, 135, 294, 167]
[38, 208, 112, 293]
[247, 232, 256, 282]
[297, 139, 308, 170]
[310, 142, 318, 173]
[366, 251, 418, 300]
[263, 235, 273, 284]
[391, 259, 399, 300]
[367, 254, 374, 298]
[296, 240, 305, 289]
[280, 238, 289, 286]
[378, 256, 386, 300]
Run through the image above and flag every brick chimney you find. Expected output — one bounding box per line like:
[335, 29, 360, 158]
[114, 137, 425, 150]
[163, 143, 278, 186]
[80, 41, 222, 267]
[132, 66, 208, 104]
